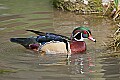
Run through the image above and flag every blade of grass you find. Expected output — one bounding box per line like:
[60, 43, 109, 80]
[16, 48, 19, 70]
[114, 0, 119, 9]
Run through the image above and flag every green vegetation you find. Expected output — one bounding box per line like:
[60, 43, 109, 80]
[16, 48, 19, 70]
[103, 0, 120, 20]
[53, 0, 103, 14]
[53, 0, 120, 20]
[0, 69, 16, 74]
[108, 26, 120, 52]
[88, 0, 103, 12]
[113, 0, 120, 20]
[114, 0, 119, 9]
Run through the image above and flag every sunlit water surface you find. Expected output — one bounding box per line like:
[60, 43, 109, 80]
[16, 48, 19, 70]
[0, 0, 120, 80]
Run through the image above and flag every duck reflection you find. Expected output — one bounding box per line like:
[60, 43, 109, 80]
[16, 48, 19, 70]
[66, 53, 95, 74]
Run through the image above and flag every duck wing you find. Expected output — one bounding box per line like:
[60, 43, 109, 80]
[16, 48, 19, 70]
[26, 30, 46, 36]
[26, 30, 70, 40]
[26, 30, 70, 52]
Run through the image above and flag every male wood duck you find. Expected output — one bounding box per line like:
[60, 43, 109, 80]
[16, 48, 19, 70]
[10, 26, 96, 54]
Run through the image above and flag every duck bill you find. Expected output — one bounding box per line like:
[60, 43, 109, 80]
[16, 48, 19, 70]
[88, 35, 96, 42]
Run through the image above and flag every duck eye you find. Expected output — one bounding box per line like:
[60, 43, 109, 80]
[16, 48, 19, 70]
[83, 31, 88, 34]
[82, 31, 88, 38]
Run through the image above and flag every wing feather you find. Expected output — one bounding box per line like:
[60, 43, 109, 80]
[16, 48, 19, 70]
[26, 30, 70, 40]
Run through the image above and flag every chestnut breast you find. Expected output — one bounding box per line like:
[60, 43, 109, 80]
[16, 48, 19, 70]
[70, 41, 86, 54]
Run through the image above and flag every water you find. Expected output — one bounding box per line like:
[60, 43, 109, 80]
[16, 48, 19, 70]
[0, 0, 120, 80]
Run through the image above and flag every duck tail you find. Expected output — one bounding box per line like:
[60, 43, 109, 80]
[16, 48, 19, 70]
[10, 37, 37, 49]
[10, 38, 25, 43]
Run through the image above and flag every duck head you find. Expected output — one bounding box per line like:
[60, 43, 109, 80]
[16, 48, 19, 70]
[70, 26, 96, 54]
[71, 26, 96, 42]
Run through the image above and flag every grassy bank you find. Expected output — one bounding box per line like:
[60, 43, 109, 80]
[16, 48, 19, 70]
[53, 0, 103, 14]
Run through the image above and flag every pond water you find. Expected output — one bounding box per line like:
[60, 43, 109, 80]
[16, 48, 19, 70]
[0, 0, 120, 80]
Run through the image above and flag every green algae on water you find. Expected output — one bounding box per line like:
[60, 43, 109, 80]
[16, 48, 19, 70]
[0, 69, 16, 74]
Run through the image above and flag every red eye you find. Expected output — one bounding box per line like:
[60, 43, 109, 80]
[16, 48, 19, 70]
[83, 31, 87, 34]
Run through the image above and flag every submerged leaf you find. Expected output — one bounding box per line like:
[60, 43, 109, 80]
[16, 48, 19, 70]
[0, 69, 16, 74]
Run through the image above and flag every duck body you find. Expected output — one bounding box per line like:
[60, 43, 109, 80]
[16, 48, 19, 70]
[10, 26, 96, 54]
[41, 42, 68, 54]
[40, 41, 86, 54]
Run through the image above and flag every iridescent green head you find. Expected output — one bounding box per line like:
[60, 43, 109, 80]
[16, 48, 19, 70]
[71, 26, 96, 42]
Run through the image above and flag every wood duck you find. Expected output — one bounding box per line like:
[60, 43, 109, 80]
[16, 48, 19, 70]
[10, 26, 96, 54]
